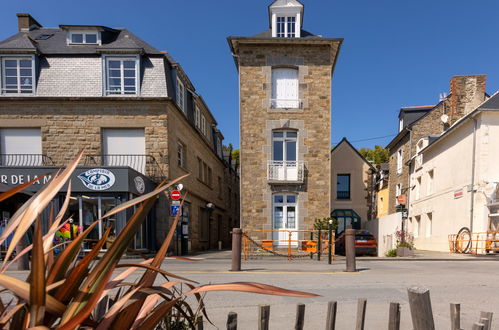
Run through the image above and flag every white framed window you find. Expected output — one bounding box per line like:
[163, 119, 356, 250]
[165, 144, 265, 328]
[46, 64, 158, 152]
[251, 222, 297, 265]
[396, 149, 403, 174]
[201, 115, 206, 136]
[195, 106, 201, 128]
[176, 78, 185, 113]
[426, 213, 432, 237]
[177, 142, 185, 168]
[415, 215, 421, 238]
[273, 194, 298, 230]
[68, 31, 100, 45]
[276, 16, 296, 38]
[102, 128, 145, 173]
[415, 176, 421, 200]
[105, 56, 139, 96]
[271, 68, 299, 109]
[0, 128, 42, 165]
[1, 56, 35, 95]
[427, 169, 434, 196]
[399, 118, 403, 132]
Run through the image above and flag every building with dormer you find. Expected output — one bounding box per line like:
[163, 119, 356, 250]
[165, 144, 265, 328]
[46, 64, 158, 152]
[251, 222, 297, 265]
[0, 13, 239, 254]
[228, 1, 342, 243]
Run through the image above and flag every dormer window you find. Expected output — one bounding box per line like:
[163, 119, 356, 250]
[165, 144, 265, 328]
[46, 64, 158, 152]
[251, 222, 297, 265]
[104, 55, 139, 96]
[277, 16, 296, 38]
[69, 31, 100, 45]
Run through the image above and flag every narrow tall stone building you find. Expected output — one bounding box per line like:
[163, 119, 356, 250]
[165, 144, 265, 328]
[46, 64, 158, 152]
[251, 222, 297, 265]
[228, 1, 342, 243]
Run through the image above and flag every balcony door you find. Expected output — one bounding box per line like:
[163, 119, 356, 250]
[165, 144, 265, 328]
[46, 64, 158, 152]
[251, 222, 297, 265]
[272, 194, 298, 246]
[271, 131, 297, 181]
[102, 129, 145, 173]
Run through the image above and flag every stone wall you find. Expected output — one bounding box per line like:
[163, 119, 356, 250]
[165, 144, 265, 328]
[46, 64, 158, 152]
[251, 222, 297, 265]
[237, 42, 335, 237]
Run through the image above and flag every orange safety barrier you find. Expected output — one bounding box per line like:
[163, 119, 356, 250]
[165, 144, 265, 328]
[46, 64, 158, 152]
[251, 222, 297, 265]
[448, 230, 499, 254]
[242, 229, 335, 261]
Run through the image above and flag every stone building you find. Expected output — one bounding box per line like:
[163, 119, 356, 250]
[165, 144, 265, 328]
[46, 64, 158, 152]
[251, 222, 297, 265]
[386, 75, 487, 215]
[330, 138, 375, 233]
[228, 0, 342, 244]
[0, 13, 239, 253]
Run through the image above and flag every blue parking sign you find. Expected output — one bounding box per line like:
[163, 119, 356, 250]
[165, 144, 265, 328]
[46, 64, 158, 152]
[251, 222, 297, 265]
[170, 205, 181, 217]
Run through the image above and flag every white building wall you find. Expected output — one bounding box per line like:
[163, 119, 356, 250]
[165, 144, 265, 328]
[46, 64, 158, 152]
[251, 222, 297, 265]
[409, 111, 499, 252]
[365, 213, 402, 257]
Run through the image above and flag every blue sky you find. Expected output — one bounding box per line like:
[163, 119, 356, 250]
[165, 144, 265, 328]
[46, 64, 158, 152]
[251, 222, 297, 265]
[1, 0, 499, 150]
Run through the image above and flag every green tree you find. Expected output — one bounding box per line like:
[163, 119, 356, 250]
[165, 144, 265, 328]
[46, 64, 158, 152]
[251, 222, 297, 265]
[358, 145, 389, 164]
[231, 149, 240, 168]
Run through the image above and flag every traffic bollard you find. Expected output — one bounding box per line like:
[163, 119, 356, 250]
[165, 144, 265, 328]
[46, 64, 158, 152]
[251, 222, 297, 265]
[231, 228, 242, 271]
[345, 228, 356, 272]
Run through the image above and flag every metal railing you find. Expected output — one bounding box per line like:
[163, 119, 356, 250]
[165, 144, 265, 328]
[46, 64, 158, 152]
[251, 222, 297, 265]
[242, 229, 334, 261]
[84, 154, 165, 182]
[0, 154, 54, 166]
[267, 161, 305, 183]
[270, 99, 303, 109]
[337, 191, 351, 200]
[449, 230, 499, 254]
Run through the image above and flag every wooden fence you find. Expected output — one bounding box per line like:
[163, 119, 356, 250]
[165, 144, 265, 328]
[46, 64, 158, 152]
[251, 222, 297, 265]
[196, 287, 493, 330]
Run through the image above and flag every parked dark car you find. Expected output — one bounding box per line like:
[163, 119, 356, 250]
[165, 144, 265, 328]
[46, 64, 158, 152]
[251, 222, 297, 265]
[335, 230, 377, 256]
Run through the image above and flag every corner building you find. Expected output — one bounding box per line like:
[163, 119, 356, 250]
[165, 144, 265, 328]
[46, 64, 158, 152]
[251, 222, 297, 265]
[228, 1, 342, 243]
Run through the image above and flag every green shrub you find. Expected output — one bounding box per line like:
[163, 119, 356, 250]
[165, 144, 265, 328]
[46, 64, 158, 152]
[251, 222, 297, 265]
[385, 249, 397, 257]
[396, 242, 413, 249]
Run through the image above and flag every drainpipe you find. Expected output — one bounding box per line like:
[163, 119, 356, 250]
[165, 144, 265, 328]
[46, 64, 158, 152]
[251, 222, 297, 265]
[469, 117, 478, 232]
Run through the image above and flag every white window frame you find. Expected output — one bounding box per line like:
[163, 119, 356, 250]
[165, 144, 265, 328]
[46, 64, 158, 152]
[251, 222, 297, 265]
[276, 16, 297, 38]
[395, 183, 401, 206]
[272, 194, 298, 230]
[104, 55, 140, 96]
[426, 213, 432, 237]
[176, 78, 186, 113]
[1, 55, 36, 95]
[415, 176, 421, 200]
[195, 106, 201, 128]
[68, 30, 101, 45]
[201, 115, 206, 136]
[271, 67, 300, 109]
[396, 149, 403, 174]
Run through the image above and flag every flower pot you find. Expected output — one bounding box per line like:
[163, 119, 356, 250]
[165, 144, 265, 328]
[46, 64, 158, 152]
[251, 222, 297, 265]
[396, 247, 414, 257]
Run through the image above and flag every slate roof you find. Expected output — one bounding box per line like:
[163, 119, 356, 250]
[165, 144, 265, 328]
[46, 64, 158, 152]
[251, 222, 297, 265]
[478, 92, 499, 110]
[0, 27, 163, 55]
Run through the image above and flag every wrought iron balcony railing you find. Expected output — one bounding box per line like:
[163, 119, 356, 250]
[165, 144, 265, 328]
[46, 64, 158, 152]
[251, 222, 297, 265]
[84, 154, 165, 182]
[270, 99, 303, 109]
[267, 161, 305, 183]
[337, 191, 351, 200]
[0, 154, 55, 166]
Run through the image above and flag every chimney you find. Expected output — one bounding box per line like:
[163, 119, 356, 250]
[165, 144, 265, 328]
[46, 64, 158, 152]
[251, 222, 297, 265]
[449, 75, 486, 124]
[16, 13, 42, 32]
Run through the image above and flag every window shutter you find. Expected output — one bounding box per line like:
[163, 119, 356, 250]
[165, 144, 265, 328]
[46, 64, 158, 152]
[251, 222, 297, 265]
[272, 68, 299, 108]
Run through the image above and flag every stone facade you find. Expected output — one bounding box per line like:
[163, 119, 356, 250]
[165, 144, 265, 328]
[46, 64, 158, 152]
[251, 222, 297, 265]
[229, 37, 342, 239]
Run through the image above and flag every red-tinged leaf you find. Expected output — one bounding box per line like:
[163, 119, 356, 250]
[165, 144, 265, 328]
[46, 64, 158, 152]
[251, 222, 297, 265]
[43, 181, 72, 255]
[185, 282, 320, 298]
[46, 219, 99, 286]
[0, 173, 50, 202]
[57, 267, 115, 330]
[0, 302, 25, 328]
[29, 218, 46, 327]
[185, 282, 212, 326]
[168, 256, 201, 262]
[62, 176, 188, 325]
[95, 285, 143, 330]
[27, 326, 50, 330]
[46, 280, 65, 293]
[54, 226, 112, 303]
[116, 263, 198, 284]
[0, 275, 65, 315]
[137, 298, 180, 329]
[3, 150, 84, 266]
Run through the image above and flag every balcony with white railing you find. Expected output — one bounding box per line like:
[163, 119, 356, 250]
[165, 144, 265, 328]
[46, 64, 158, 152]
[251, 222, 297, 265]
[0, 154, 54, 167]
[270, 99, 303, 109]
[267, 161, 305, 183]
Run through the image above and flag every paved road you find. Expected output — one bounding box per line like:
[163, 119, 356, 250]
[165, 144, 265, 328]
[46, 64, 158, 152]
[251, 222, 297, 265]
[5, 251, 499, 329]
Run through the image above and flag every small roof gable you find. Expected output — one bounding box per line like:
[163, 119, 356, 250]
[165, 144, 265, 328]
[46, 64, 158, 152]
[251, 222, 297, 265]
[0, 33, 37, 52]
[331, 137, 376, 170]
[268, 0, 304, 28]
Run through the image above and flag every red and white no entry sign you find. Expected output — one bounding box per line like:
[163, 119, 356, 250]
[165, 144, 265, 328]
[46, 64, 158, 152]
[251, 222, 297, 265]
[171, 190, 181, 200]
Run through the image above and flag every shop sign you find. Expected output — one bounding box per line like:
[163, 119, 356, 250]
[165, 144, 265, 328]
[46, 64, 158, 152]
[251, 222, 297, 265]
[77, 168, 116, 191]
[134, 176, 145, 194]
[0, 173, 52, 186]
